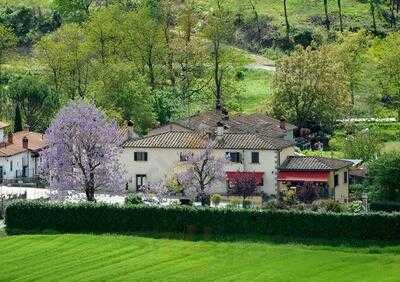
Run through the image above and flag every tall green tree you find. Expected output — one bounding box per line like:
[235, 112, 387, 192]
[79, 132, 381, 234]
[84, 6, 124, 65]
[36, 24, 93, 99]
[368, 152, 400, 202]
[54, 0, 94, 22]
[14, 103, 22, 132]
[8, 75, 59, 132]
[0, 25, 17, 71]
[330, 31, 371, 111]
[272, 46, 351, 130]
[367, 33, 400, 120]
[203, 0, 236, 111]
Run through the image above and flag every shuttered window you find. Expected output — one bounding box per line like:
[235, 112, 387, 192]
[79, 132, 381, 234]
[134, 152, 148, 161]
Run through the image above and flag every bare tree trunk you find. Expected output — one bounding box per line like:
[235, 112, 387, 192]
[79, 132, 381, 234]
[370, 0, 377, 33]
[283, 0, 290, 39]
[324, 0, 330, 31]
[338, 0, 344, 32]
[248, 0, 261, 49]
[390, 0, 397, 26]
[214, 40, 222, 111]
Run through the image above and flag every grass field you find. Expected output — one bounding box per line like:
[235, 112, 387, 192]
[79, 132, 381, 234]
[239, 69, 273, 113]
[1, 234, 400, 281]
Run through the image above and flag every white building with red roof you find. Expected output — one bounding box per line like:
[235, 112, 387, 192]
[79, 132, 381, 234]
[0, 122, 45, 183]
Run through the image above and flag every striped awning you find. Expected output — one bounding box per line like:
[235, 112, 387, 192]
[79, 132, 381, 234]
[278, 171, 329, 182]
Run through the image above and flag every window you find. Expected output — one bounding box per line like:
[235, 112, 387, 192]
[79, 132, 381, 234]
[136, 174, 147, 189]
[334, 174, 339, 187]
[180, 153, 187, 162]
[226, 152, 241, 163]
[344, 171, 348, 184]
[180, 152, 193, 162]
[9, 161, 13, 172]
[251, 152, 260, 164]
[134, 152, 148, 161]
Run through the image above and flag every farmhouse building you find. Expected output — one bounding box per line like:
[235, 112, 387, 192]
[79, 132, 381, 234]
[121, 111, 353, 201]
[0, 122, 45, 184]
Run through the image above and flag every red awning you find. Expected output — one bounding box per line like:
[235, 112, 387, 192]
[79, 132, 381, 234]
[226, 171, 264, 186]
[278, 171, 329, 182]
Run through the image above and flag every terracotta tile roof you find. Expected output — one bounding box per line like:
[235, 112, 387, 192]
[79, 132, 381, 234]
[0, 121, 9, 129]
[280, 156, 353, 171]
[174, 111, 296, 138]
[0, 131, 44, 157]
[124, 131, 294, 150]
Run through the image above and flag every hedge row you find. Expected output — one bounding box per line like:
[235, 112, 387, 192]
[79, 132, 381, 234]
[5, 201, 400, 241]
[370, 201, 400, 213]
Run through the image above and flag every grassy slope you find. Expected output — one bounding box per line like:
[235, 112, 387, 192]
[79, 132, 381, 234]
[2, 0, 374, 29]
[238, 69, 273, 113]
[202, 0, 372, 29]
[1, 234, 400, 281]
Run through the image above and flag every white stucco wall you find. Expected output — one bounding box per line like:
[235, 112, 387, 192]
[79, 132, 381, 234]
[279, 146, 295, 165]
[0, 129, 4, 143]
[0, 151, 38, 180]
[120, 147, 284, 196]
[328, 168, 349, 202]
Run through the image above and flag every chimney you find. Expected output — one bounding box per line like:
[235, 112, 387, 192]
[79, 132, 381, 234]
[279, 118, 287, 130]
[222, 108, 229, 121]
[22, 136, 29, 149]
[126, 120, 137, 140]
[7, 133, 13, 144]
[216, 121, 224, 141]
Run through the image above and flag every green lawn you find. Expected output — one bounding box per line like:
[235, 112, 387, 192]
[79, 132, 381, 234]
[239, 69, 273, 113]
[1, 234, 400, 281]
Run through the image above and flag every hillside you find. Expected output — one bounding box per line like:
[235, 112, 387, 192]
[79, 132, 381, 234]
[1, 0, 374, 30]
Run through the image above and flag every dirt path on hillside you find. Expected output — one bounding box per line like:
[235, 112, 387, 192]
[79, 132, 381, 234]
[245, 52, 276, 71]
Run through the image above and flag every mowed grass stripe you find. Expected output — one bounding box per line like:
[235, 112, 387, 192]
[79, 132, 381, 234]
[0, 234, 399, 281]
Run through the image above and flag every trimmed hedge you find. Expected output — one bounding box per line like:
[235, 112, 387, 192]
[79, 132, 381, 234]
[5, 201, 400, 241]
[370, 201, 400, 213]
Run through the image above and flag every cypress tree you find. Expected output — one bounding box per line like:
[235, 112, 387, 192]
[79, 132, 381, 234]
[14, 104, 22, 132]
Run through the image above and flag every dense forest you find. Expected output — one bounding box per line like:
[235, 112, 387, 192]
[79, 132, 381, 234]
[0, 0, 400, 135]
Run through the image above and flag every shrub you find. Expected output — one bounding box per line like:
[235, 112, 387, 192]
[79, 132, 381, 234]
[278, 188, 297, 206]
[242, 199, 252, 209]
[210, 194, 222, 207]
[367, 152, 400, 202]
[346, 200, 364, 214]
[370, 201, 400, 213]
[349, 184, 365, 200]
[324, 200, 344, 213]
[125, 193, 143, 206]
[313, 199, 344, 213]
[228, 198, 241, 208]
[5, 201, 400, 241]
[262, 199, 279, 210]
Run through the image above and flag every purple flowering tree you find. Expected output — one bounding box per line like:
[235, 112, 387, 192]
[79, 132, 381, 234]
[177, 141, 226, 206]
[40, 100, 126, 202]
[228, 173, 259, 206]
[140, 182, 171, 205]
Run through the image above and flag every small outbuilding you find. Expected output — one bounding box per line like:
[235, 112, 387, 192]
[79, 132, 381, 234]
[278, 156, 354, 202]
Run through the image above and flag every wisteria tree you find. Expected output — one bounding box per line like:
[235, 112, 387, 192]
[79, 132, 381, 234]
[177, 142, 226, 206]
[40, 100, 126, 202]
